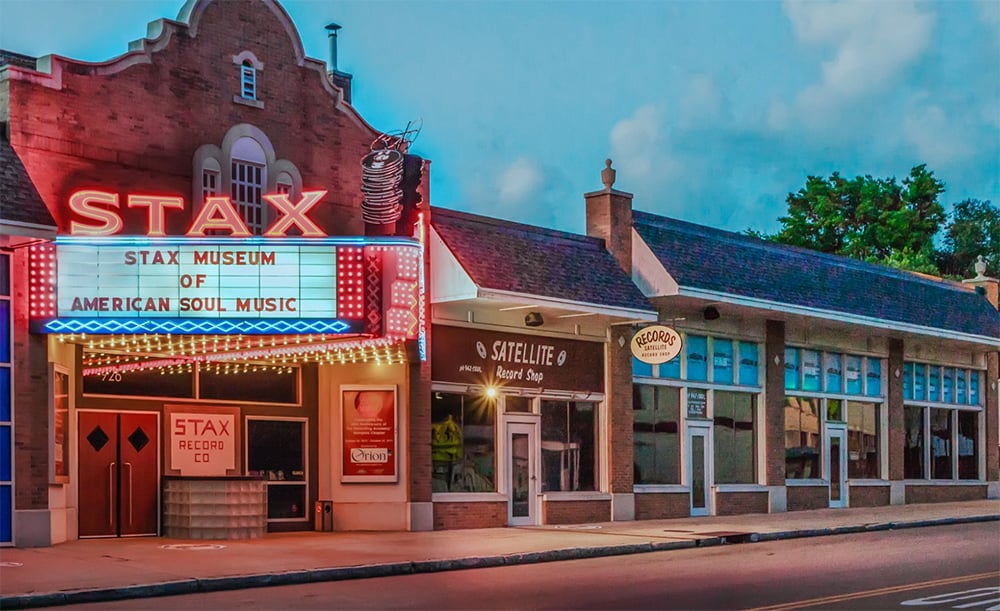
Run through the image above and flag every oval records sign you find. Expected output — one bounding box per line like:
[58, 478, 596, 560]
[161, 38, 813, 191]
[631, 325, 682, 365]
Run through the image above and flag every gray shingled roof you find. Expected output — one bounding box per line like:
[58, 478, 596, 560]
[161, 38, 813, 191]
[1, 137, 56, 229]
[432, 207, 653, 313]
[634, 210, 1000, 339]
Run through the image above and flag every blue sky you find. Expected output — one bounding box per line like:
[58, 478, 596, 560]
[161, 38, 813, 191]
[2, 0, 997, 236]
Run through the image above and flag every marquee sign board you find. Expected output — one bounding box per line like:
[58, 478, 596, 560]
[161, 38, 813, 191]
[56, 240, 338, 319]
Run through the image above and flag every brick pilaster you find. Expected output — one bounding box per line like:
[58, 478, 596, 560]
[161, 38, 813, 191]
[887, 338, 905, 481]
[608, 328, 635, 494]
[765, 320, 785, 485]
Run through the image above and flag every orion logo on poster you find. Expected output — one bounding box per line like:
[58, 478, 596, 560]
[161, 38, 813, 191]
[350, 448, 391, 463]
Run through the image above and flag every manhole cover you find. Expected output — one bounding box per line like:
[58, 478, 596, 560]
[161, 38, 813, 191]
[159, 544, 226, 551]
[0, 561, 23, 567]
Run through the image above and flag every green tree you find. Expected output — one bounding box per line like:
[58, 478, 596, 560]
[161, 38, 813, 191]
[937, 199, 999, 279]
[770, 165, 946, 274]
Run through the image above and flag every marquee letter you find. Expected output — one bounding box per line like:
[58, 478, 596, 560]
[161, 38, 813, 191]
[128, 195, 184, 237]
[69, 190, 122, 236]
[262, 190, 327, 237]
[187, 197, 252, 237]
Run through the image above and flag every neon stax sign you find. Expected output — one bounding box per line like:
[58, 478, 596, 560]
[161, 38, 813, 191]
[68, 189, 329, 237]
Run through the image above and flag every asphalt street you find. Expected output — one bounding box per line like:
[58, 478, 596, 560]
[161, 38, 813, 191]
[55, 521, 1000, 610]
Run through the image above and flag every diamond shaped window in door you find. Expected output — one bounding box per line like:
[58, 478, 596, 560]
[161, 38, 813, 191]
[128, 427, 150, 453]
[86, 426, 110, 452]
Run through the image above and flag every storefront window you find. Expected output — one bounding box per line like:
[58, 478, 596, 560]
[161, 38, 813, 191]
[713, 391, 755, 484]
[930, 408, 952, 479]
[914, 364, 926, 401]
[504, 395, 532, 413]
[865, 358, 881, 397]
[784, 397, 820, 479]
[928, 366, 940, 403]
[802, 350, 821, 392]
[200, 365, 298, 404]
[847, 402, 879, 479]
[633, 385, 680, 485]
[824, 352, 843, 394]
[541, 400, 596, 492]
[632, 356, 653, 378]
[712, 339, 734, 385]
[247, 419, 306, 520]
[784, 348, 800, 390]
[903, 362, 913, 400]
[957, 411, 978, 480]
[845, 355, 863, 395]
[904, 406, 924, 479]
[686, 336, 708, 382]
[431, 392, 496, 493]
[956, 369, 966, 405]
[83, 367, 195, 399]
[942, 368, 954, 403]
[969, 371, 980, 406]
[738, 342, 759, 386]
[660, 353, 681, 379]
[826, 399, 843, 422]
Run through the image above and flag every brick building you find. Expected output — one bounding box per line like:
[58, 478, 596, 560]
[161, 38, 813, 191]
[2, 0, 431, 546]
[1, 0, 997, 548]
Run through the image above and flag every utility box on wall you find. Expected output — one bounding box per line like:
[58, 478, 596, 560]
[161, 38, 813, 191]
[314, 500, 333, 531]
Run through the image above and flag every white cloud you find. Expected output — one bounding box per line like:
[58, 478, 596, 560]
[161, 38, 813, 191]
[497, 157, 545, 205]
[679, 75, 723, 126]
[783, 0, 934, 99]
[903, 99, 973, 167]
[974, 0, 1000, 26]
[609, 104, 684, 185]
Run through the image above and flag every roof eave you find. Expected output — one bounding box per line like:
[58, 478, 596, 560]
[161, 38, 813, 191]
[676, 287, 1000, 349]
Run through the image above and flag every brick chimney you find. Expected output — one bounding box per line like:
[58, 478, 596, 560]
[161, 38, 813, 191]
[325, 23, 353, 103]
[585, 159, 633, 274]
[963, 255, 999, 310]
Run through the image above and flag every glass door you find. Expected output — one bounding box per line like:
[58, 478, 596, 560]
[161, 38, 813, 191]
[507, 422, 538, 526]
[686, 424, 712, 517]
[825, 426, 848, 508]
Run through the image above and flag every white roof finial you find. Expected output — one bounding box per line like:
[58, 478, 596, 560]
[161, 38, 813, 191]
[973, 255, 988, 280]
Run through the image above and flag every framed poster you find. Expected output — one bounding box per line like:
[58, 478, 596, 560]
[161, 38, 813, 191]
[49, 364, 70, 483]
[686, 388, 708, 419]
[341, 385, 398, 483]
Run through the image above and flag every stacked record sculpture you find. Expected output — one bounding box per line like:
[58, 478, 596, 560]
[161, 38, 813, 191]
[360, 148, 404, 228]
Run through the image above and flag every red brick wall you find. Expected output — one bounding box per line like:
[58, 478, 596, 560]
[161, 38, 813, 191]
[848, 485, 890, 507]
[608, 331, 634, 494]
[765, 321, 785, 486]
[635, 493, 689, 519]
[433, 502, 506, 530]
[543, 500, 610, 524]
[905, 485, 987, 504]
[887, 339, 905, 481]
[12, 249, 50, 511]
[986, 352, 998, 482]
[787, 486, 827, 511]
[715, 492, 768, 516]
[7, 0, 381, 236]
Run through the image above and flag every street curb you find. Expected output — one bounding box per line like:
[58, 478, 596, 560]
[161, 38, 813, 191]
[2, 514, 997, 609]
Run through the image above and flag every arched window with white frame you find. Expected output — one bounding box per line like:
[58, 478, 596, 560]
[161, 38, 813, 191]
[231, 137, 267, 234]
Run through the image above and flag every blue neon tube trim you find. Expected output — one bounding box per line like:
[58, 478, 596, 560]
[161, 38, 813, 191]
[42, 318, 358, 335]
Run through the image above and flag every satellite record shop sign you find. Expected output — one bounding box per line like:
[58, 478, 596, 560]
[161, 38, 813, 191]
[631, 325, 682, 365]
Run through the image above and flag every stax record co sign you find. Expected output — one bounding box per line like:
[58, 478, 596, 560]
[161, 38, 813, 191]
[631, 325, 683, 365]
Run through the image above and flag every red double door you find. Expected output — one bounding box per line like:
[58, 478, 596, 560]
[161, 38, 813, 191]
[78, 411, 159, 538]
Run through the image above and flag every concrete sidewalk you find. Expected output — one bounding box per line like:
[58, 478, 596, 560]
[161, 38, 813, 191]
[1, 500, 998, 609]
